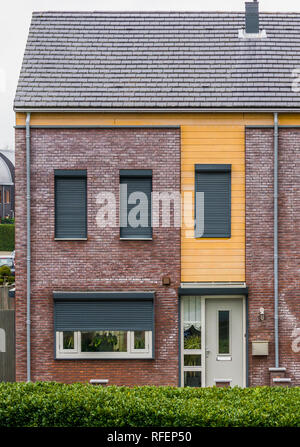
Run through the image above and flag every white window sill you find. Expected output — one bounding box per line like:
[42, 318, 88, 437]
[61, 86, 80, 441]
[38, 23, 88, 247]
[56, 354, 154, 360]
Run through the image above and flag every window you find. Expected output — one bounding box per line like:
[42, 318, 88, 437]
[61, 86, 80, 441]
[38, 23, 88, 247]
[53, 291, 154, 359]
[56, 330, 152, 359]
[120, 170, 152, 239]
[195, 164, 231, 238]
[5, 190, 10, 204]
[0, 258, 13, 268]
[54, 170, 87, 239]
[182, 296, 202, 387]
[218, 310, 230, 355]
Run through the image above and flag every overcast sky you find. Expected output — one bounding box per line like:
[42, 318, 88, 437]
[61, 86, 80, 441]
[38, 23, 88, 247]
[1, 0, 300, 150]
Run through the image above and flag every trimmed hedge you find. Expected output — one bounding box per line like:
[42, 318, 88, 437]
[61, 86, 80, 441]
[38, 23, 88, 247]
[0, 224, 15, 251]
[0, 383, 299, 427]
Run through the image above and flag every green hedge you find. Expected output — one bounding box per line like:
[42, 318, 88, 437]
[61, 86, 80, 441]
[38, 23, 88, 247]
[0, 224, 15, 251]
[0, 383, 299, 427]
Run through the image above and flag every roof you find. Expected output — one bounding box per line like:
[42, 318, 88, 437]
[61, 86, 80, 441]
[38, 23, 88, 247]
[0, 153, 14, 185]
[0, 150, 15, 165]
[14, 11, 300, 111]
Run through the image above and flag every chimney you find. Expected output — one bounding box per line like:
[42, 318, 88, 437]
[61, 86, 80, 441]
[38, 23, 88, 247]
[245, 1, 259, 34]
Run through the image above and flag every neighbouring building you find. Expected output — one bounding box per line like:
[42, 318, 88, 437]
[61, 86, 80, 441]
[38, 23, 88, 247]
[14, 2, 300, 387]
[0, 151, 15, 219]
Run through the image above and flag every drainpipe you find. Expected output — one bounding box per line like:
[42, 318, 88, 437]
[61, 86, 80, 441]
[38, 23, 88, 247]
[2, 185, 4, 218]
[26, 112, 31, 381]
[274, 112, 279, 368]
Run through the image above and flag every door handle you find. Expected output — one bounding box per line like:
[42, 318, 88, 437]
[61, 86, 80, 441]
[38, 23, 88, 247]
[205, 348, 210, 358]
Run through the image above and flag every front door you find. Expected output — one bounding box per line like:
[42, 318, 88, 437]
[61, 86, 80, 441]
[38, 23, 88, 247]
[205, 298, 244, 387]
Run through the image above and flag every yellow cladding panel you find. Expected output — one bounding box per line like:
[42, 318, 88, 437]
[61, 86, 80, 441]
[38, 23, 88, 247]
[14, 111, 299, 282]
[16, 112, 300, 126]
[181, 122, 245, 282]
[16, 112, 275, 126]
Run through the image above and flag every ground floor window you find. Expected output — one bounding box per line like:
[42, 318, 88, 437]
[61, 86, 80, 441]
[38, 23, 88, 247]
[56, 330, 152, 359]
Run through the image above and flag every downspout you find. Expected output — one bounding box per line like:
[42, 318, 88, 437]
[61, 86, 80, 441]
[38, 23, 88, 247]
[274, 112, 279, 368]
[2, 185, 4, 218]
[26, 112, 31, 381]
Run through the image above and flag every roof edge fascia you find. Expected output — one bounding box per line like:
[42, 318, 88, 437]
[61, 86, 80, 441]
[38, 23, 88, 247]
[13, 107, 300, 113]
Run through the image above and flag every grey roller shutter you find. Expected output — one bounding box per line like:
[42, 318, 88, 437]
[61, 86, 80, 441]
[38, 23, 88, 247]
[55, 170, 87, 239]
[54, 292, 154, 332]
[120, 170, 152, 239]
[195, 165, 231, 238]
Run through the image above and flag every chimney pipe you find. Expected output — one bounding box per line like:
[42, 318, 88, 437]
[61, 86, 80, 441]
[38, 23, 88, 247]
[245, 1, 260, 34]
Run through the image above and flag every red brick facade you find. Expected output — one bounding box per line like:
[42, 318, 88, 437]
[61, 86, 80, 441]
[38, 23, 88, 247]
[14, 125, 299, 386]
[246, 128, 300, 386]
[15, 128, 181, 384]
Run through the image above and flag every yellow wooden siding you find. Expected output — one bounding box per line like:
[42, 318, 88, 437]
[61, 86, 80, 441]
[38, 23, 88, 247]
[16, 112, 276, 127]
[15, 112, 300, 283]
[181, 122, 245, 282]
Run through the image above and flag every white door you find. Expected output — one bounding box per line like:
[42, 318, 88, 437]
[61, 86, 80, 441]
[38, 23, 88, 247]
[205, 298, 244, 387]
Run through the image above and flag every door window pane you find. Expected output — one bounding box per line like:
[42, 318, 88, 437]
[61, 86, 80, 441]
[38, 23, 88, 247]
[183, 296, 201, 350]
[184, 371, 201, 387]
[81, 331, 127, 352]
[218, 310, 230, 354]
[184, 355, 201, 366]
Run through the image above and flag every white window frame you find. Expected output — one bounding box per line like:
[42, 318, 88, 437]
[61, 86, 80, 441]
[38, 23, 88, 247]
[56, 331, 80, 355]
[56, 330, 152, 359]
[129, 330, 150, 354]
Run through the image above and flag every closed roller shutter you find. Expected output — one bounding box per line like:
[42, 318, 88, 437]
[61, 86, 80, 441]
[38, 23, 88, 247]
[120, 170, 152, 239]
[54, 292, 154, 332]
[195, 164, 231, 238]
[55, 170, 87, 239]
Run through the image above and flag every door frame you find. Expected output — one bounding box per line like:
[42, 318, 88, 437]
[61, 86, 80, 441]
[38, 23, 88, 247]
[180, 295, 246, 388]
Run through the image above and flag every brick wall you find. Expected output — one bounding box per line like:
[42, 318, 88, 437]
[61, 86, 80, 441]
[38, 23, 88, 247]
[246, 128, 300, 386]
[15, 128, 181, 384]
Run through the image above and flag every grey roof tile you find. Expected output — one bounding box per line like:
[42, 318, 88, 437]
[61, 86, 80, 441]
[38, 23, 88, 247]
[14, 11, 300, 109]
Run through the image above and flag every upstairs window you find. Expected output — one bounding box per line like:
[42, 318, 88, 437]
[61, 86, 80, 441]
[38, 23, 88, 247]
[119, 170, 152, 240]
[195, 164, 231, 238]
[54, 170, 87, 240]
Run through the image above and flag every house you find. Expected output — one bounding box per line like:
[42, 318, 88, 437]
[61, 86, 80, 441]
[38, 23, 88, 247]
[14, 2, 300, 387]
[0, 151, 15, 219]
[0, 150, 15, 218]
